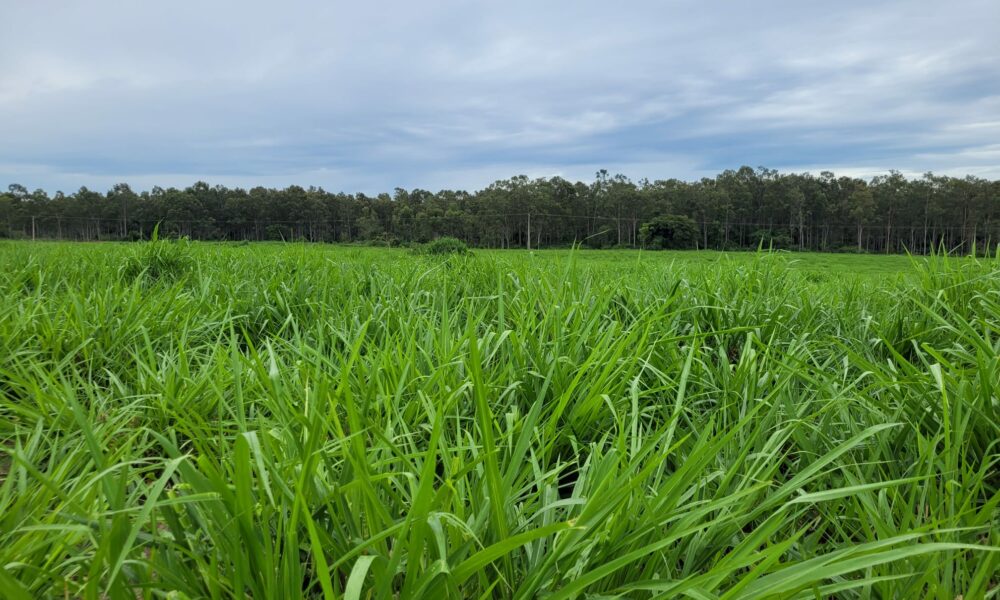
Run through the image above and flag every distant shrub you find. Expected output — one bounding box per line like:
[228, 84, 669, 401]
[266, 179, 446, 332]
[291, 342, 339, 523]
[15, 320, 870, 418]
[366, 234, 400, 248]
[120, 224, 195, 282]
[416, 237, 469, 256]
[752, 229, 794, 250]
[640, 215, 698, 249]
[265, 224, 289, 241]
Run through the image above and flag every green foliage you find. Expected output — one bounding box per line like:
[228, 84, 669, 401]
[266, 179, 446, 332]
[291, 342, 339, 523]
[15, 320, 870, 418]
[119, 225, 195, 282]
[640, 214, 698, 249]
[2, 168, 998, 253]
[416, 236, 470, 255]
[752, 228, 794, 249]
[0, 242, 998, 599]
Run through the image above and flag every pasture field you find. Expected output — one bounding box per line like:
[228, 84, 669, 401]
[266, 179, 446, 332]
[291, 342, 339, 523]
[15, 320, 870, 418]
[0, 241, 998, 599]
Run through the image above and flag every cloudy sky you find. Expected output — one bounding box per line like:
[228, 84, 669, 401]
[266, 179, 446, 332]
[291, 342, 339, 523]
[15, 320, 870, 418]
[2, 0, 998, 193]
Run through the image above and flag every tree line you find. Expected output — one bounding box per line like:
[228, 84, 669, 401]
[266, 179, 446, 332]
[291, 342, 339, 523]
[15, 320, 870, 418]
[2, 167, 998, 253]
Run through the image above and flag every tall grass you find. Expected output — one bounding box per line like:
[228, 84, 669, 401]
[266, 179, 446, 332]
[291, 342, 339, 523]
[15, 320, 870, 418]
[0, 241, 997, 599]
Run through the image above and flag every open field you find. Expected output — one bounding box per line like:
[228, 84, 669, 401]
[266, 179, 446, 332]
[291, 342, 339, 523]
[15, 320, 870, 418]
[1, 241, 998, 599]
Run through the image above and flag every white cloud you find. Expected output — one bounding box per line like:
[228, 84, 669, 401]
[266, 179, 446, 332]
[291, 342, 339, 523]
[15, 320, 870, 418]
[1, 0, 998, 192]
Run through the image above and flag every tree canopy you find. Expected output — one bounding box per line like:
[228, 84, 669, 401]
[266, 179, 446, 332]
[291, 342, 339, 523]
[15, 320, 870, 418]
[3, 167, 998, 253]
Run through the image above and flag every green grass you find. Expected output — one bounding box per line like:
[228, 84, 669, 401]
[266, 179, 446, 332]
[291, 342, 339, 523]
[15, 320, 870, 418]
[512, 248, 920, 277]
[0, 241, 998, 599]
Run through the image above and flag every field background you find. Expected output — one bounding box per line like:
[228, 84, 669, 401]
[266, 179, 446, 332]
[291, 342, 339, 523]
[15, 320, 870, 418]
[0, 241, 925, 276]
[1, 241, 998, 599]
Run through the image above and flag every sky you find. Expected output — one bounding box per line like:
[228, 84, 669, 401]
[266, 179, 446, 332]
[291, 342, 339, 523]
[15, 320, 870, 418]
[1, 0, 999, 194]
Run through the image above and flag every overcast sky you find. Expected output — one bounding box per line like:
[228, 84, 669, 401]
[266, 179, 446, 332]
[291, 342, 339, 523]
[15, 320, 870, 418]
[2, 0, 998, 194]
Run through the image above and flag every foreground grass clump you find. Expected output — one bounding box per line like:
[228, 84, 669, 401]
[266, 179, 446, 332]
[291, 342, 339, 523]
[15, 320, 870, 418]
[119, 230, 196, 283]
[0, 242, 998, 599]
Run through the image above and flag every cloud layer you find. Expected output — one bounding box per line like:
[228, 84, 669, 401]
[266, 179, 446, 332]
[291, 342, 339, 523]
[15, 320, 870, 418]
[2, 0, 998, 193]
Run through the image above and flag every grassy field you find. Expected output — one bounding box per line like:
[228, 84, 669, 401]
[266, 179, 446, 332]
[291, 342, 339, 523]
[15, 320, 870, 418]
[1, 241, 998, 599]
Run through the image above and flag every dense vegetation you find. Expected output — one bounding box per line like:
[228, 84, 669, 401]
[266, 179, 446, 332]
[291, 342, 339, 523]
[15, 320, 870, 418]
[3, 167, 1000, 253]
[1, 241, 997, 598]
